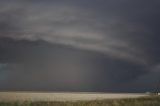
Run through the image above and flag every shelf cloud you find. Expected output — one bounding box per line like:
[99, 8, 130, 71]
[0, 0, 160, 92]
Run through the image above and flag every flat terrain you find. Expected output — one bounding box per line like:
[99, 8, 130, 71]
[0, 95, 160, 106]
[0, 92, 147, 102]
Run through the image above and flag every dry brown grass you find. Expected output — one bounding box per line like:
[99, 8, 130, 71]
[0, 96, 160, 106]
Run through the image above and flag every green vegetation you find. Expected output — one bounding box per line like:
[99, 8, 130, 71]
[0, 96, 160, 106]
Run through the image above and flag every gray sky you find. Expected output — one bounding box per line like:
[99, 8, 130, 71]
[0, 0, 160, 92]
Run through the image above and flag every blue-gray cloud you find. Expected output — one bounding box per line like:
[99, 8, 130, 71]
[0, 0, 153, 65]
[0, 0, 160, 92]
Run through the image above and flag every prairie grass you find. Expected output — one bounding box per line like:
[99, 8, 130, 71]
[0, 96, 160, 106]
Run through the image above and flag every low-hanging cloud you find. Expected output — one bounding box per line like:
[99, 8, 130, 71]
[0, 0, 160, 92]
[0, 0, 150, 65]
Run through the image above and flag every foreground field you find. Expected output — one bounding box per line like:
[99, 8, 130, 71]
[0, 92, 147, 102]
[0, 96, 160, 106]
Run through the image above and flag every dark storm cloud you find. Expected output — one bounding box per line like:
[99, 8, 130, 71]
[0, 37, 156, 92]
[0, 0, 160, 92]
[0, 0, 151, 65]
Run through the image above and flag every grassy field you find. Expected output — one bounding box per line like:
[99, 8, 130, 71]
[0, 96, 160, 106]
[0, 92, 147, 101]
